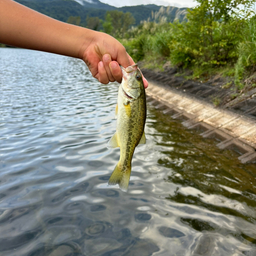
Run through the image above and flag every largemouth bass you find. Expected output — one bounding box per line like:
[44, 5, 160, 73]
[108, 64, 146, 191]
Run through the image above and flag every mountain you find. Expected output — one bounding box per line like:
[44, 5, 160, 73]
[119, 5, 187, 25]
[16, 0, 114, 26]
[15, 0, 186, 27]
[17, 0, 114, 9]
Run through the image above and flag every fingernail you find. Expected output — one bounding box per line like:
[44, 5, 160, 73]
[110, 61, 118, 70]
[99, 61, 104, 68]
[103, 54, 111, 63]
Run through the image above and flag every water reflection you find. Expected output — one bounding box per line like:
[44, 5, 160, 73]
[0, 49, 256, 256]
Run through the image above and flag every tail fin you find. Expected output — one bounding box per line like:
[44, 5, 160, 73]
[108, 162, 131, 192]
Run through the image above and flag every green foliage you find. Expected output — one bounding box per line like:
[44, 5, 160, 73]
[154, 32, 171, 57]
[102, 13, 113, 34]
[102, 10, 135, 37]
[122, 16, 176, 63]
[212, 97, 221, 106]
[235, 16, 256, 87]
[168, 21, 194, 68]
[151, 22, 173, 57]
[122, 0, 256, 92]
[168, 0, 252, 68]
[193, 0, 254, 22]
[86, 16, 101, 31]
[67, 16, 81, 25]
[123, 34, 149, 62]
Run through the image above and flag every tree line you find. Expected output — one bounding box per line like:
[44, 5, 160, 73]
[67, 10, 135, 38]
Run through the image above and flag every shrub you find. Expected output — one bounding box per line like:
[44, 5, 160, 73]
[235, 16, 256, 87]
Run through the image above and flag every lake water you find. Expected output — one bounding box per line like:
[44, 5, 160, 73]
[0, 48, 256, 256]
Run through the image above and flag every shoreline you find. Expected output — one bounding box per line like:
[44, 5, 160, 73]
[142, 68, 256, 164]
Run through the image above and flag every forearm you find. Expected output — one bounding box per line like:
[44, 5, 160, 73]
[0, 0, 148, 86]
[0, 0, 93, 59]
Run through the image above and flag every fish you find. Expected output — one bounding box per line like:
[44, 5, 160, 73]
[108, 64, 147, 191]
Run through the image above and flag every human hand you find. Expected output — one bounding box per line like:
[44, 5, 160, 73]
[0, 1, 147, 87]
[81, 31, 148, 88]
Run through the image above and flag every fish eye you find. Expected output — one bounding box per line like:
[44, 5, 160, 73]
[136, 73, 142, 80]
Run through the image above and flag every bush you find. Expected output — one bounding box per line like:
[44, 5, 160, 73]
[153, 32, 172, 57]
[168, 11, 245, 68]
[123, 34, 151, 62]
[235, 16, 256, 86]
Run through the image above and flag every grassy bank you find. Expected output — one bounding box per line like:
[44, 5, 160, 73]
[120, 2, 256, 100]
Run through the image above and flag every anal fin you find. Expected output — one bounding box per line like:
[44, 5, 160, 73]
[138, 131, 146, 145]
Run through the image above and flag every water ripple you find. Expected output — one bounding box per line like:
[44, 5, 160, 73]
[1, 49, 256, 256]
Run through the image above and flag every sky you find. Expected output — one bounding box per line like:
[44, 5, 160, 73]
[99, 0, 198, 8]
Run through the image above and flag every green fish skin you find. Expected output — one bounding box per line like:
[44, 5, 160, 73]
[108, 64, 146, 191]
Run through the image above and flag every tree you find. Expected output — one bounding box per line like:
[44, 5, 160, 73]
[188, 0, 255, 25]
[102, 10, 135, 37]
[193, 0, 255, 22]
[67, 16, 81, 26]
[122, 12, 136, 37]
[170, 0, 255, 67]
[102, 13, 113, 34]
[86, 16, 101, 31]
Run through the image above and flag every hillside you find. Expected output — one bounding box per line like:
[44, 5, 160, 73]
[15, 0, 186, 26]
[119, 5, 187, 24]
[16, 0, 114, 26]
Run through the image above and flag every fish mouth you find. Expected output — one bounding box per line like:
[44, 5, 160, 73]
[120, 64, 138, 74]
[125, 64, 138, 73]
[122, 87, 134, 99]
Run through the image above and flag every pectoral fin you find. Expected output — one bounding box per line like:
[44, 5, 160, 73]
[124, 103, 131, 117]
[108, 132, 119, 148]
[138, 131, 146, 144]
[115, 104, 118, 119]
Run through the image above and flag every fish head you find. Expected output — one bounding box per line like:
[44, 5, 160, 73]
[121, 64, 144, 100]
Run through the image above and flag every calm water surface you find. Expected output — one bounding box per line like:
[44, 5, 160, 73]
[0, 49, 256, 256]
